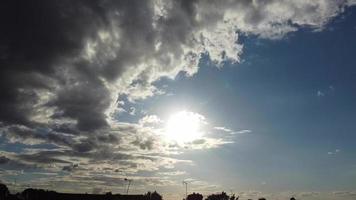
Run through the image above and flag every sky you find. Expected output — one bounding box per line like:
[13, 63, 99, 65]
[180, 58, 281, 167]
[1, 1, 356, 200]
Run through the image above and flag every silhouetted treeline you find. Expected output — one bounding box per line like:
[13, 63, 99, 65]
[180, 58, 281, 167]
[186, 193, 203, 200]
[0, 183, 162, 200]
[0, 183, 297, 200]
[205, 192, 238, 200]
[187, 192, 296, 200]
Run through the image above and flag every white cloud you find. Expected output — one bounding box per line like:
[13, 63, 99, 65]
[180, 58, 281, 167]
[110, 0, 353, 105]
[157, 171, 187, 176]
[234, 129, 252, 134]
[317, 90, 325, 97]
[333, 191, 356, 197]
[214, 126, 233, 132]
[185, 138, 233, 150]
[348, 0, 356, 6]
[214, 126, 252, 135]
[317, 85, 335, 97]
[139, 115, 163, 126]
[129, 107, 136, 116]
[328, 149, 341, 155]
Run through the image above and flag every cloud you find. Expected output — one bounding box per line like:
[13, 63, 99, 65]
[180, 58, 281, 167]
[317, 85, 335, 97]
[185, 138, 233, 150]
[348, 0, 356, 6]
[157, 170, 187, 176]
[328, 149, 341, 155]
[214, 126, 233, 132]
[0, 156, 10, 164]
[0, 153, 37, 170]
[317, 90, 325, 97]
[129, 107, 136, 116]
[92, 187, 104, 194]
[131, 137, 155, 150]
[234, 129, 252, 134]
[0, 0, 355, 193]
[214, 126, 251, 135]
[298, 191, 321, 197]
[139, 115, 162, 126]
[1, 0, 352, 135]
[62, 164, 79, 172]
[332, 191, 356, 197]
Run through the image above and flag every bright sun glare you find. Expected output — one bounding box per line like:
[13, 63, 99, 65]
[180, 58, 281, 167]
[164, 111, 205, 143]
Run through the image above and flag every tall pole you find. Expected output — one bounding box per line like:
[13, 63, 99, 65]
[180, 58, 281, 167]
[126, 180, 131, 194]
[183, 181, 188, 199]
[125, 178, 132, 194]
[185, 182, 187, 198]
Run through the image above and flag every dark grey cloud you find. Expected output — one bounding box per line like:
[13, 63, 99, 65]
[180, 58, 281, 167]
[0, 0, 158, 132]
[0, 0, 107, 127]
[0, 0, 354, 182]
[131, 137, 155, 150]
[51, 123, 81, 135]
[62, 163, 79, 172]
[0, 0, 202, 137]
[16, 152, 71, 164]
[0, 156, 10, 164]
[0, 154, 36, 170]
[3, 125, 71, 146]
[1, 0, 348, 135]
[96, 133, 119, 144]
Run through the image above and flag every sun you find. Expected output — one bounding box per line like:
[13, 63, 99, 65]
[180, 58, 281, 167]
[164, 111, 205, 143]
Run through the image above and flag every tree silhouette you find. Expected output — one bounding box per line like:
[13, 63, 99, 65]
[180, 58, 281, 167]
[187, 193, 203, 200]
[206, 192, 229, 200]
[0, 183, 10, 199]
[229, 194, 239, 200]
[146, 191, 163, 200]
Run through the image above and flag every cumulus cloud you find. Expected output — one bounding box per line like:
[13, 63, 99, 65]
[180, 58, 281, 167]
[139, 115, 162, 126]
[1, 0, 352, 135]
[0, 0, 355, 193]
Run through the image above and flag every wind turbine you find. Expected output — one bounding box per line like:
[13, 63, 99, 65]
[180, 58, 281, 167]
[124, 178, 132, 194]
[182, 180, 190, 199]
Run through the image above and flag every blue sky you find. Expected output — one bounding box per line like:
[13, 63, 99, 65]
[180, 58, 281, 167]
[1, 1, 356, 200]
[118, 5, 356, 197]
